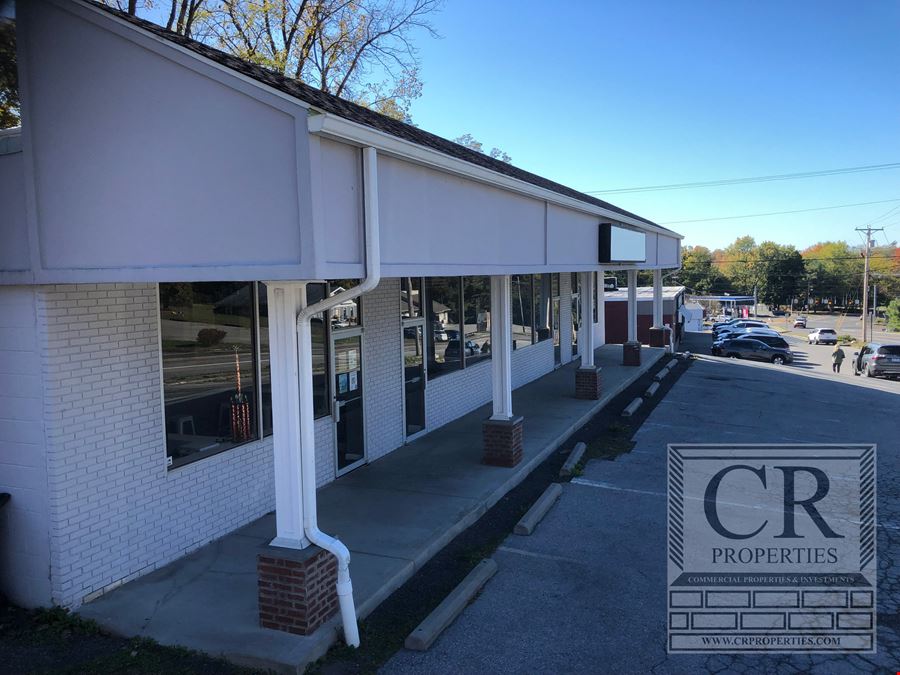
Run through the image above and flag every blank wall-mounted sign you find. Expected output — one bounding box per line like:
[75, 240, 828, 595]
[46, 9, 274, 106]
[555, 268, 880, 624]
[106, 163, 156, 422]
[599, 223, 646, 263]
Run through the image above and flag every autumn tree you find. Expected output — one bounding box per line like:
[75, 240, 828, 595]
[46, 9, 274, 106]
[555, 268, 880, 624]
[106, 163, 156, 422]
[102, 0, 441, 121]
[671, 245, 727, 294]
[453, 133, 512, 163]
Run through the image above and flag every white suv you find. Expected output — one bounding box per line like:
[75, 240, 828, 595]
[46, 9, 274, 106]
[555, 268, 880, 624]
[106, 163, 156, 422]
[808, 328, 838, 345]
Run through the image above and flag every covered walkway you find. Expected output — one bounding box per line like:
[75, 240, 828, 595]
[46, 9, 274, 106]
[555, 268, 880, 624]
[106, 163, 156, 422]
[79, 344, 665, 672]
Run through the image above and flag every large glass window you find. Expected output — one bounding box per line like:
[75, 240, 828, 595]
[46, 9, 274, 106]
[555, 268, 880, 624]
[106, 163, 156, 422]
[592, 272, 599, 324]
[463, 276, 492, 366]
[401, 277, 422, 318]
[160, 282, 259, 468]
[511, 275, 534, 349]
[426, 277, 463, 379]
[534, 273, 552, 343]
[161, 281, 331, 469]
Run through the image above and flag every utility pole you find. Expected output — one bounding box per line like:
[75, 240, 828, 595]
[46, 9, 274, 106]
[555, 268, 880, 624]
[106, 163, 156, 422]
[855, 226, 884, 343]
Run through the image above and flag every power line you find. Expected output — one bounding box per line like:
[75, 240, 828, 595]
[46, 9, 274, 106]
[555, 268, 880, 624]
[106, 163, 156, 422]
[660, 198, 900, 225]
[585, 162, 900, 195]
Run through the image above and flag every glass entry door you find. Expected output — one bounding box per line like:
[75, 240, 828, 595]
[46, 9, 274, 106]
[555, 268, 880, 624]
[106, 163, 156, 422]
[403, 321, 426, 438]
[332, 331, 365, 474]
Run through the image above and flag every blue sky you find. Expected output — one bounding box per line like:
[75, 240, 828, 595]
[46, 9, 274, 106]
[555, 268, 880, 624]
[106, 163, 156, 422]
[405, 0, 900, 250]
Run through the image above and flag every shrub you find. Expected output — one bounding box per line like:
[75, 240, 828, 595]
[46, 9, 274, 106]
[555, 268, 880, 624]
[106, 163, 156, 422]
[196, 328, 226, 347]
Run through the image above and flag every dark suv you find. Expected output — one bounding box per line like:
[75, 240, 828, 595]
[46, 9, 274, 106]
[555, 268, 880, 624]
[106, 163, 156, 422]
[712, 333, 789, 355]
[852, 343, 900, 379]
[720, 338, 793, 365]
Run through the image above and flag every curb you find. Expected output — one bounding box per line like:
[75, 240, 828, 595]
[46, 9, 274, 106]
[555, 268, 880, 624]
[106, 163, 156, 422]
[559, 442, 587, 478]
[404, 559, 498, 651]
[622, 397, 643, 417]
[514, 483, 563, 535]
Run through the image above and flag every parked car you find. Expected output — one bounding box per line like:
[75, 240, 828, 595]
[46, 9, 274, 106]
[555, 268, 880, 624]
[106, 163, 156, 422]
[712, 317, 742, 330]
[712, 334, 789, 355]
[444, 339, 480, 360]
[720, 338, 793, 365]
[713, 320, 770, 338]
[771, 309, 787, 316]
[807, 328, 838, 345]
[852, 343, 900, 379]
[432, 325, 448, 342]
[793, 316, 807, 328]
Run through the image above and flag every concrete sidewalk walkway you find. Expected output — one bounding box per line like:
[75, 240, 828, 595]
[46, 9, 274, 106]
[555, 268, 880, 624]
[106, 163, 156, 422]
[79, 344, 665, 673]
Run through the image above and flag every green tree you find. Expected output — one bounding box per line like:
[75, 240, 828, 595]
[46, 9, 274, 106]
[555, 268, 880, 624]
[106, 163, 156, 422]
[754, 242, 804, 308]
[886, 298, 900, 331]
[0, 16, 18, 129]
[718, 235, 758, 294]
[672, 245, 727, 294]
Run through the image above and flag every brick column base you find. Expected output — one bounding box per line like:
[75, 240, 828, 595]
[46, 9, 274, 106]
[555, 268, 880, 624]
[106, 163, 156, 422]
[258, 545, 338, 635]
[575, 366, 602, 400]
[623, 340, 642, 366]
[482, 416, 524, 467]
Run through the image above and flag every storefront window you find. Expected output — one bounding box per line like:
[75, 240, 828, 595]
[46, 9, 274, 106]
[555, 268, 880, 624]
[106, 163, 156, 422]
[426, 277, 463, 379]
[511, 275, 534, 348]
[162, 281, 331, 469]
[401, 277, 422, 318]
[463, 276, 492, 366]
[327, 279, 361, 328]
[534, 273, 552, 342]
[160, 282, 258, 468]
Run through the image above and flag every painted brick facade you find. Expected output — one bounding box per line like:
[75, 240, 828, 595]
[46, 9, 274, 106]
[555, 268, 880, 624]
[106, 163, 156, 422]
[0, 287, 52, 607]
[12, 277, 586, 608]
[37, 284, 276, 607]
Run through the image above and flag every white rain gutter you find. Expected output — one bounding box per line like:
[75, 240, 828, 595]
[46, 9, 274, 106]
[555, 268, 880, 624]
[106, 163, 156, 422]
[294, 146, 381, 648]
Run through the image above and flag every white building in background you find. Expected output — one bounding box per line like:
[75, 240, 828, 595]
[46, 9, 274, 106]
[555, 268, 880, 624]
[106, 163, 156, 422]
[0, 0, 681, 631]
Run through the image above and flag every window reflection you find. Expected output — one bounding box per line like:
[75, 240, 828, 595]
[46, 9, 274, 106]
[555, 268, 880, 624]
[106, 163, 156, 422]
[160, 282, 258, 467]
[511, 275, 534, 349]
[327, 279, 360, 328]
[401, 277, 422, 318]
[463, 276, 492, 366]
[426, 277, 463, 379]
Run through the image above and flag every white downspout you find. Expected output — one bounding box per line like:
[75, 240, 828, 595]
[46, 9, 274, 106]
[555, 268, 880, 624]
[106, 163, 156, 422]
[295, 146, 381, 648]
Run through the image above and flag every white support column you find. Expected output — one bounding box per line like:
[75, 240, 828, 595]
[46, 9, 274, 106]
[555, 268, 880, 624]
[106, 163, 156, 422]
[580, 271, 594, 367]
[627, 269, 638, 343]
[596, 270, 606, 346]
[266, 282, 309, 550]
[652, 268, 664, 328]
[490, 275, 513, 420]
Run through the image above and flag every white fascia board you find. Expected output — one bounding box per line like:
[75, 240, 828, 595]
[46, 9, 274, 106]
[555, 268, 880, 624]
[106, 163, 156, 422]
[308, 113, 683, 240]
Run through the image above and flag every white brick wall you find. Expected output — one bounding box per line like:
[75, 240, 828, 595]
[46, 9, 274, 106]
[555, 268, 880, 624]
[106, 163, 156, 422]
[38, 284, 276, 608]
[362, 279, 404, 463]
[425, 330, 556, 431]
[0, 287, 52, 607]
[25, 276, 572, 607]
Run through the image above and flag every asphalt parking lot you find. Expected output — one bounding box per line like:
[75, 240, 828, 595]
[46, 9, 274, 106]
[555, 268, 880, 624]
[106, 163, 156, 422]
[382, 346, 899, 674]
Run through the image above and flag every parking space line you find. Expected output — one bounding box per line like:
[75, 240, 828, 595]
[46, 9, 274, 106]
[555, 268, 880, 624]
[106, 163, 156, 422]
[496, 546, 584, 565]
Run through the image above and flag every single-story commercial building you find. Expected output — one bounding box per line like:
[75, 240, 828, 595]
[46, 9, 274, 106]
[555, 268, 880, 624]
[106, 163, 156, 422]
[0, 0, 681, 645]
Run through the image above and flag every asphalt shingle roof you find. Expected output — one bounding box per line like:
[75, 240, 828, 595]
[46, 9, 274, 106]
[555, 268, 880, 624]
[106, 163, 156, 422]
[88, 1, 672, 233]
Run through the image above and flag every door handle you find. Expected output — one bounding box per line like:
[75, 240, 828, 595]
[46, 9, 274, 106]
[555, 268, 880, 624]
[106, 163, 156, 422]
[334, 399, 346, 423]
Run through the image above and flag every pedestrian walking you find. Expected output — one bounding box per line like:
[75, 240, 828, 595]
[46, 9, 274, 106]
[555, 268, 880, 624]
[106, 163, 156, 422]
[832, 344, 846, 373]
